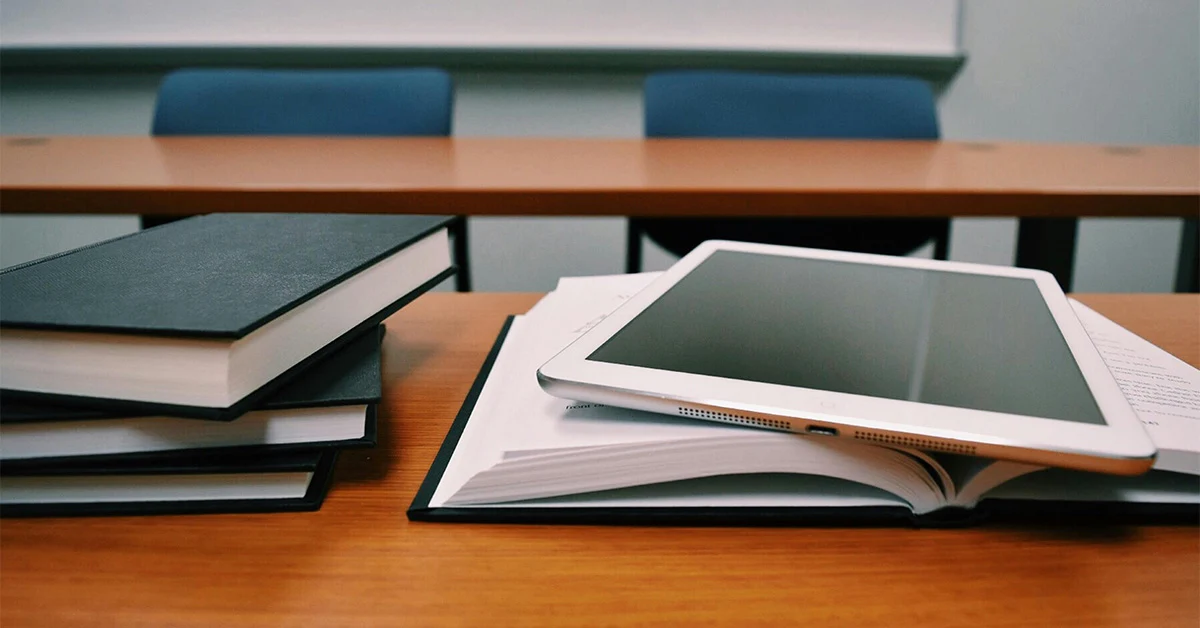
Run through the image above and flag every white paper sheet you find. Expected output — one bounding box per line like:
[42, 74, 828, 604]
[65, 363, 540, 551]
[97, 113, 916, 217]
[1070, 299, 1200, 474]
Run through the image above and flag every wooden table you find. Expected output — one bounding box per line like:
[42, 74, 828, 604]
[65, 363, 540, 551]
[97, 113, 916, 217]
[3, 136, 1198, 289]
[2, 293, 1197, 627]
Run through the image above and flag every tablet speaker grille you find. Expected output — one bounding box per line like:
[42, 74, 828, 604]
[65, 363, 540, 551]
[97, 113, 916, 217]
[678, 407, 791, 431]
[853, 430, 976, 456]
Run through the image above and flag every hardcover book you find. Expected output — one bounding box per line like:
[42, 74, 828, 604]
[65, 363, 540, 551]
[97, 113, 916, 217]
[0, 213, 453, 419]
[409, 274, 1200, 526]
[1, 448, 338, 517]
[0, 325, 385, 463]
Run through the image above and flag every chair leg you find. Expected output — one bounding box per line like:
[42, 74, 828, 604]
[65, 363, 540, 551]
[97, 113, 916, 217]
[450, 216, 471, 292]
[626, 220, 643, 274]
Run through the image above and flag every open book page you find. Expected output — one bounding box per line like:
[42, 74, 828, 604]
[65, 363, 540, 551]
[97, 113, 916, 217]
[427, 315, 539, 508]
[430, 285, 752, 508]
[938, 455, 1044, 507]
[554, 272, 663, 299]
[449, 432, 948, 514]
[430, 272, 951, 513]
[498, 474, 910, 509]
[1069, 299, 1200, 474]
[432, 279, 675, 506]
[430, 273, 1200, 515]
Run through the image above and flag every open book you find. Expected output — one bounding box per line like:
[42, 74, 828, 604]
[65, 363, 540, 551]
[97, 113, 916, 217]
[410, 273, 1200, 525]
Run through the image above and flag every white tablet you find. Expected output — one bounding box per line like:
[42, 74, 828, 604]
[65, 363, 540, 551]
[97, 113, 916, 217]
[538, 241, 1156, 476]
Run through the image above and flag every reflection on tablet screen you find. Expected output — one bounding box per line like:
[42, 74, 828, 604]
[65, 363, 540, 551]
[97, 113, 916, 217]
[588, 250, 1105, 425]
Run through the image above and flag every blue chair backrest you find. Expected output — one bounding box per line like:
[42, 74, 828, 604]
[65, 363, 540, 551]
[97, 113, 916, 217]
[644, 71, 939, 140]
[152, 68, 453, 136]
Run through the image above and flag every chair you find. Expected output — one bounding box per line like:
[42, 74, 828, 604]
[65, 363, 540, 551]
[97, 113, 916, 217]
[148, 68, 471, 291]
[628, 71, 948, 272]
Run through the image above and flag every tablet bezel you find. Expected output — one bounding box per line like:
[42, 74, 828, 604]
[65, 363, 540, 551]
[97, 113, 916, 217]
[538, 241, 1156, 475]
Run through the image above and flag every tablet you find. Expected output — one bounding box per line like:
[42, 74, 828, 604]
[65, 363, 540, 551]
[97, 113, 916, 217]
[537, 241, 1156, 476]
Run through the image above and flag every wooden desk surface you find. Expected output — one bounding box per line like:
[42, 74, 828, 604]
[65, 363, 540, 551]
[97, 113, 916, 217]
[2, 293, 1198, 627]
[2, 136, 1197, 217]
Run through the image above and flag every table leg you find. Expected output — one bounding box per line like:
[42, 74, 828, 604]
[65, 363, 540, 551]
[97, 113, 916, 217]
[450, 217, 471, 293]
[1015, 218, 1078, 290]
[626, 220, 644, 274]
[1176, 217, 1198, 293]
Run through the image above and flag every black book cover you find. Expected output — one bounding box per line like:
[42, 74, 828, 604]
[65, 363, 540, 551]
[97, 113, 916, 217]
[0, 213, 453, 420]
[1, 448, 339, 517]
[2, 325, 386, 423]
[0, 213, 453, 338]
[408, 319, 1197, 528]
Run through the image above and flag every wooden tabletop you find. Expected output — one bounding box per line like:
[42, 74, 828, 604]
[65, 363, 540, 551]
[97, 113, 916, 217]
[2, 136, 1197, 217]
[1, 292, 1197, 627]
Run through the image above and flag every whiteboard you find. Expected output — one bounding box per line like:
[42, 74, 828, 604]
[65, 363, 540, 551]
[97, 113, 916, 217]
[1, 0, 960, 57]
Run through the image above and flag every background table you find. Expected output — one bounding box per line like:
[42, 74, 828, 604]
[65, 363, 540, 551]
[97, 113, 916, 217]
[3, 136, 1198, 289]
[2, 292, 1197, 627]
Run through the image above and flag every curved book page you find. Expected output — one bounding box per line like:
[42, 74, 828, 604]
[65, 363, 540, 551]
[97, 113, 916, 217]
[429, 275, 957, 515]
[942, 456, 1044, 507]
[446, 433, 947, 514]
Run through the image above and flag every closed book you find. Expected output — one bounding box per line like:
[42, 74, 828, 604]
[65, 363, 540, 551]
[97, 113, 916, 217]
[0, 448, 338, 517]
[0, 326, 385, 463]
[0, 213, 453, 419]
[408, 276, 1200, 526]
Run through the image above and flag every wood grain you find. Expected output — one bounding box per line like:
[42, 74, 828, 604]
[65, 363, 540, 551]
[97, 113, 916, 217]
[2, 293, 1197, 627]
[2, 136, 1196, 217]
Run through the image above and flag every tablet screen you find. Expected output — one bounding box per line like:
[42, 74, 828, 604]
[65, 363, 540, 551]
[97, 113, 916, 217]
[588, 250, 1105, 424]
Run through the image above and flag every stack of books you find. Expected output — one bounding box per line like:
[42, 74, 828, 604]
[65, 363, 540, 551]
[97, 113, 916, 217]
[410, 272, 1200, 526]
[0, 213, 455, 516]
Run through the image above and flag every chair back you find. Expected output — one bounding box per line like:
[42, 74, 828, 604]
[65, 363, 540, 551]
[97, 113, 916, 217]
[644, 71, 939, 140]
[152, 68, 453, 136]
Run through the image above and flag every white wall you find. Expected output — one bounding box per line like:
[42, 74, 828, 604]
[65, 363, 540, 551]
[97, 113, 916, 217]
[0, 73, 160, 270]
[452, 72, 652, 289]
[941, 0, 1199, 292]
[2, 0, 961, 55]
[2, 0, 1197, 291]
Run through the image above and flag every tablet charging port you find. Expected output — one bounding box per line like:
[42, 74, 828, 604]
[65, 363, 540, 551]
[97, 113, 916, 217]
[806, 425, 839, 436]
